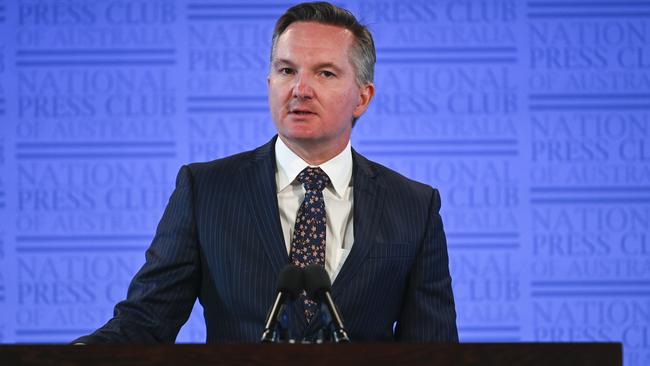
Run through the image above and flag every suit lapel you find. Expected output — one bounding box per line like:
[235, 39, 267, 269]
[240, 137, 289, 276]
[241, 139, 310, 331]
[305, 149, 386, 336]
[332, 149, 386, 297]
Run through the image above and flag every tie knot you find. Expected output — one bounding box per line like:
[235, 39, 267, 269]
[297, 167, 330, 192]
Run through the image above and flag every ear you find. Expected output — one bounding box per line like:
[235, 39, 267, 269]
[352, 83, 375, 118]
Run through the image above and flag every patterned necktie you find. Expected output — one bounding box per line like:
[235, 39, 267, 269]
[289, 167, 330, 323]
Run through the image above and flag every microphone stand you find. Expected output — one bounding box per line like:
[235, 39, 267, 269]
[261, 303, 293, 343]
[314, 302, 350, 343]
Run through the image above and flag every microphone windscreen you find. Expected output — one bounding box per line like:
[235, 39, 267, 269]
[276, 265, 303, 299]
[303, 264, 331, 300]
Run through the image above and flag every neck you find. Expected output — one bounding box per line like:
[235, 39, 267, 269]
[279, 136, 348, 166]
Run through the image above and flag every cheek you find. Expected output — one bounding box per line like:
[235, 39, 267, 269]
[268, 90, 283, 114]
[271, 82, 292, 102]
[268, 98, 282, 125]
[334, 89, 359, 113]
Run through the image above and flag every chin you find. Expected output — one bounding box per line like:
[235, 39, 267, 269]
[282, 132, 321, 143]
[280, 123, 319, 138]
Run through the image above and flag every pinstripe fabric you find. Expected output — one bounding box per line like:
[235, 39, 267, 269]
[73, 136, 458, 343]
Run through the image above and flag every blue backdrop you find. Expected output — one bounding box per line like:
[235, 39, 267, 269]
[0, 1, 649, 365]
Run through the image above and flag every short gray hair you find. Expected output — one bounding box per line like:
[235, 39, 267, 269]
[270, 2, 376, 87]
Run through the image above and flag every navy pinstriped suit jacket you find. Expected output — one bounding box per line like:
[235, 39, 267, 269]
[74, 136, 458, 343]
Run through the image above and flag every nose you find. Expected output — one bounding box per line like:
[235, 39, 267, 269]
[292, 72, 314, 99]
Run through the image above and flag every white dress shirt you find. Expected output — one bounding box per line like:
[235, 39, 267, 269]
[275, 137, 354, 282]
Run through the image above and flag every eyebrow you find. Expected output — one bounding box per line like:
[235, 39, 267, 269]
[272, 59, 295, 68]
[314, 62, 344, 74]
[272, 59, 344, 74]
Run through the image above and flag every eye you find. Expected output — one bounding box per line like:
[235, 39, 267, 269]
[279, 67, 294, 75]
[320, 70, 336, 78]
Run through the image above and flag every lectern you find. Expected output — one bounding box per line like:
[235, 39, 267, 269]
[0, 343, 622, 366]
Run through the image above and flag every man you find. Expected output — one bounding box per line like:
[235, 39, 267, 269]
[74, 2, 457, 343]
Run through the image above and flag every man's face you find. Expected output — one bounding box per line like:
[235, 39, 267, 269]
[268, 21, 374, 154]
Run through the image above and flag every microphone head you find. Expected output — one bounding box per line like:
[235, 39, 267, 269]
[303, 264, 331, 300]
[276, 265, 303, 300]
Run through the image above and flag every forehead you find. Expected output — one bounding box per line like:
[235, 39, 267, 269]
[273, 21, 355, 63]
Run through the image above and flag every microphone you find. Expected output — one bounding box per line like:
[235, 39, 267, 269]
[261, 265, 303, 343]
[303, 264, 350, 343]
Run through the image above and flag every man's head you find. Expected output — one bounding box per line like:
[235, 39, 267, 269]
[271, 2, 376, 88]
[268, 2, 376, 163]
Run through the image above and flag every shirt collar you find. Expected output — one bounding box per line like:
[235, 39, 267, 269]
[275, 137, 352, 198]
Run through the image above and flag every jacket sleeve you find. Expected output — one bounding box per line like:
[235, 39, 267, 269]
[72, 165, 201, 343]
[395, 188, 459, 342]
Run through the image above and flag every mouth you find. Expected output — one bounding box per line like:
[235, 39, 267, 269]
[289, 108, 316, 116]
